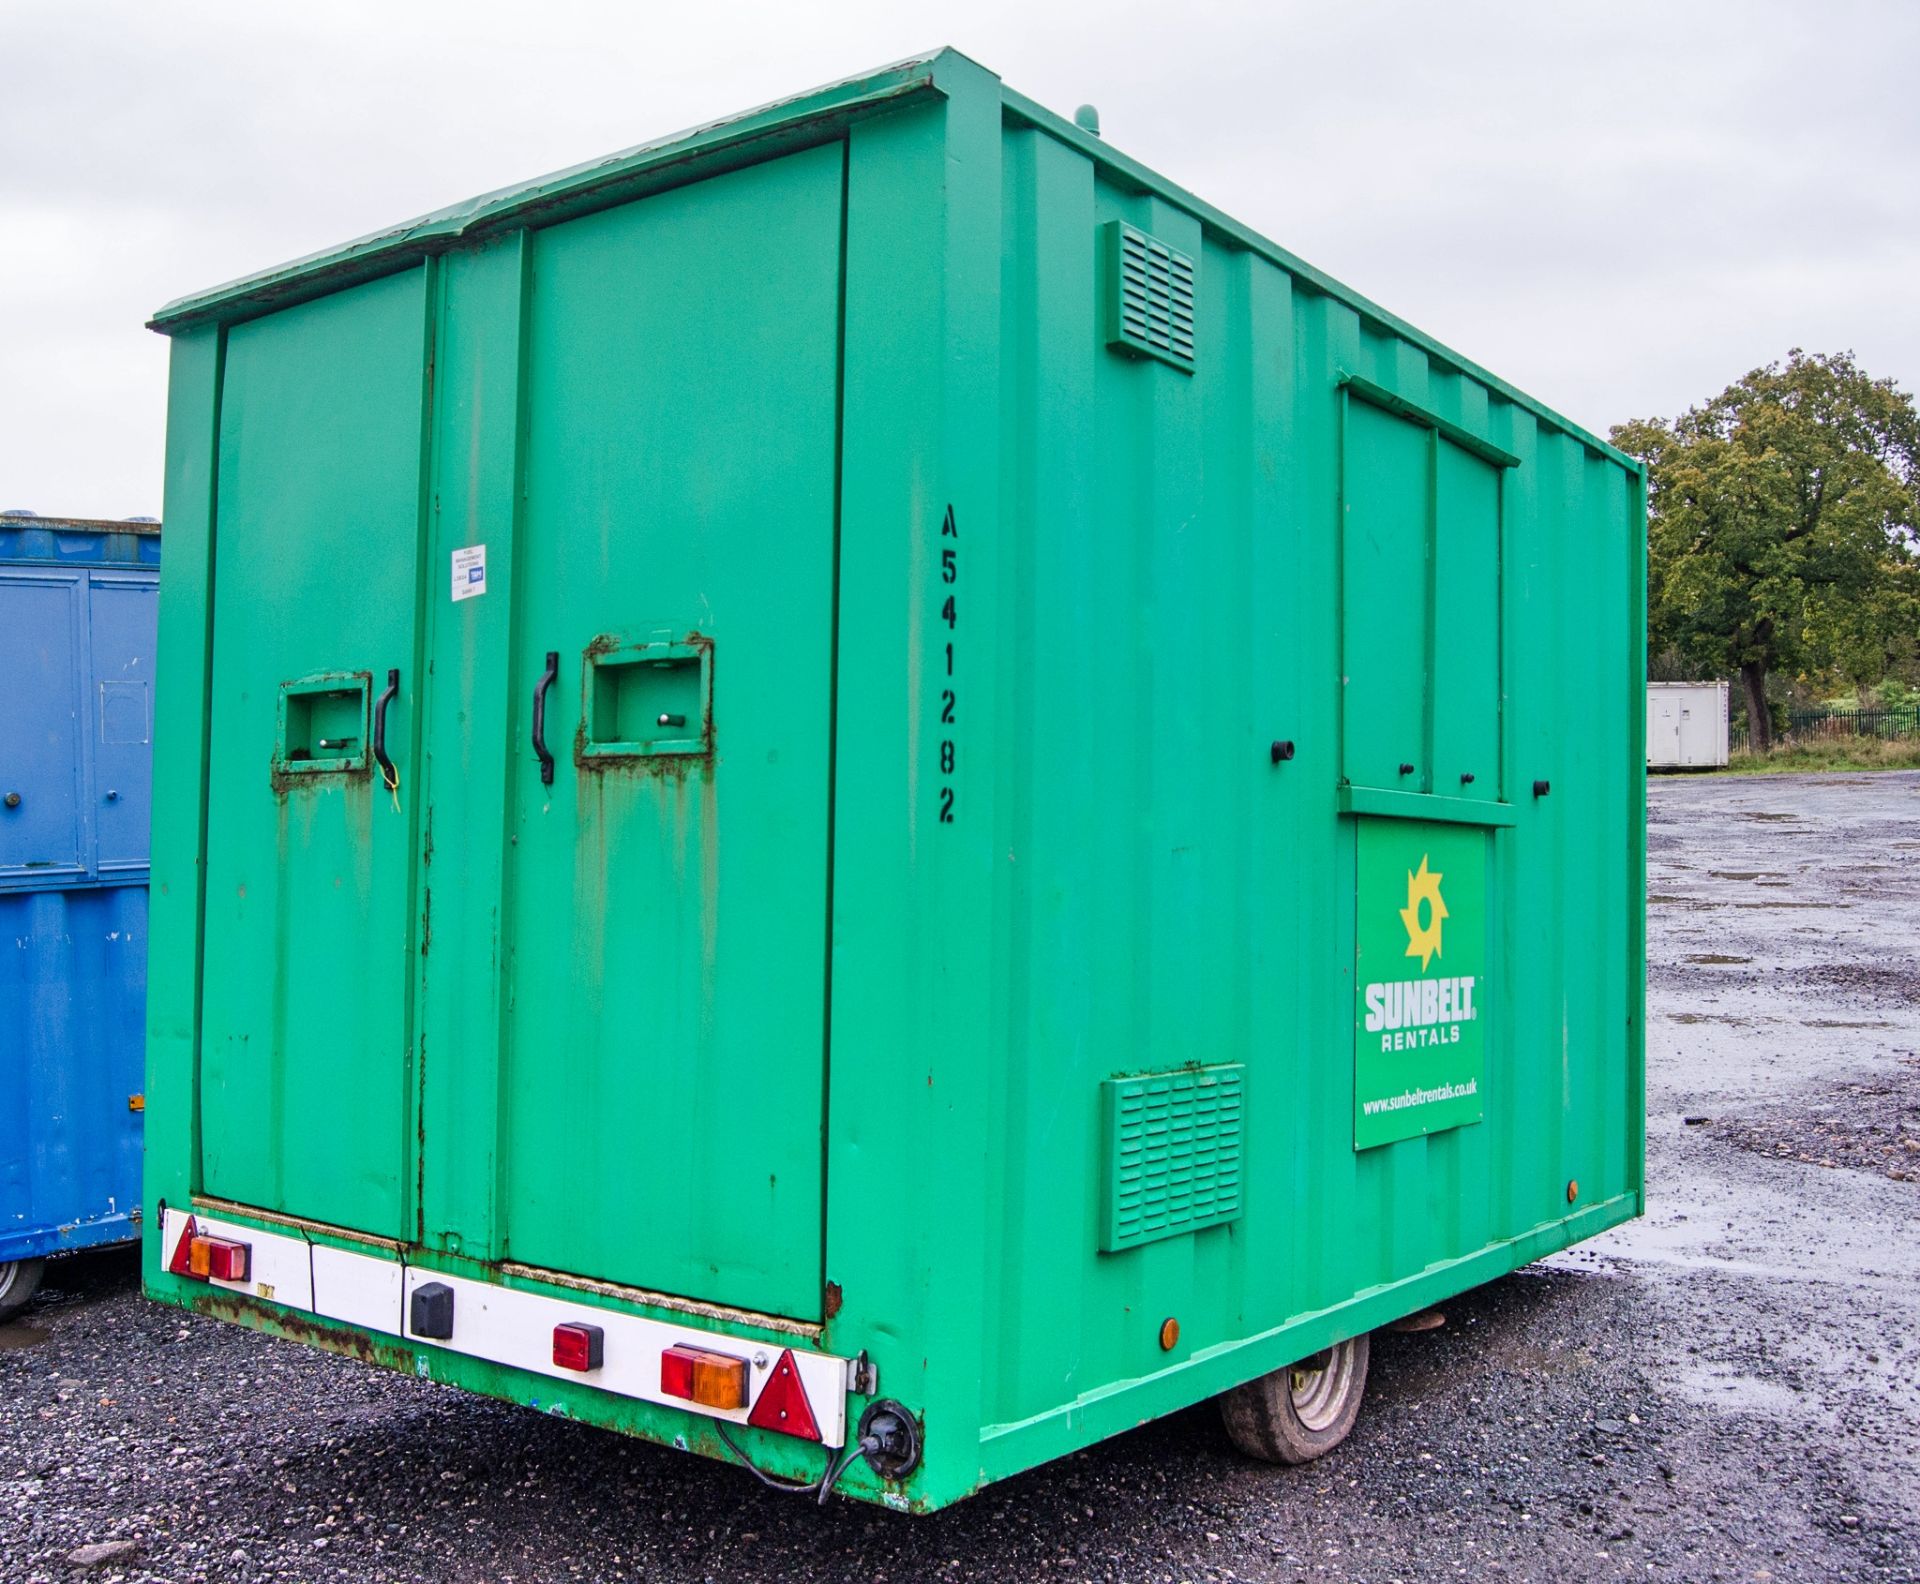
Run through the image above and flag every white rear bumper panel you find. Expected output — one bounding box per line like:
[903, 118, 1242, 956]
[160, 1207, 852, 1446]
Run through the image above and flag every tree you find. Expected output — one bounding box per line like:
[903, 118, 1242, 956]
[1612, 351, 1920, 750]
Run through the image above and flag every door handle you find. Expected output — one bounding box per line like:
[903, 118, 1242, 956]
[532, 650, 559, 785]
[372, 668, 400, 792]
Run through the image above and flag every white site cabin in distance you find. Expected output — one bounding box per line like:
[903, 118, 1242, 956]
[1646, 681, 1730, 770]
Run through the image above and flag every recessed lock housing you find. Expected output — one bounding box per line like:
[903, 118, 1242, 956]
[276, 673, 370, 774]
[582, 639, 711, 759]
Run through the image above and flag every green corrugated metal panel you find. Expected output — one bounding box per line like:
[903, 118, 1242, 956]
[146, 50, 1644, 1513]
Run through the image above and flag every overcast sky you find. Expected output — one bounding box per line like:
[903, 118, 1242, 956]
[4, 0, 1915, 520]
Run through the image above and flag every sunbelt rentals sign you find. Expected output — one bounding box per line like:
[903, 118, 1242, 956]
[1354, 821, 1487, 1149]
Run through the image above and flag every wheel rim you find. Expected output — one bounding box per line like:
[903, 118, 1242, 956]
[1287, 1341, 1356, 1432]
[0, 1262, 16, 1304]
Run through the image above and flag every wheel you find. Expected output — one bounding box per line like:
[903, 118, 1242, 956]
[0, 1257, 45, 1322]
[1219, 1332, 1370, 1464]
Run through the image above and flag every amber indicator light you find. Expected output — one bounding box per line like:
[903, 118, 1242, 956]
[660, 1344, 750, 1411]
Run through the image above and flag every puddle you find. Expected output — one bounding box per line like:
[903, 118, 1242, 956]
[0, 1323, 49, 1351]
[1800, 1019, 1895, 1029]
[1685, 954, 1752, 965]
[1741, 812, 1800, 822]
[1732, 900, 1844, 909]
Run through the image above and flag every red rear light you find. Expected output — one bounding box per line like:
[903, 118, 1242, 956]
[552, 1322, 604, 1373]
[203, 1239, 251, 1282]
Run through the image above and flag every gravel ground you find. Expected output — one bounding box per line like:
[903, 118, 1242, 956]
[6, 772, 1918, 1583]
[1709, 1070, 1920, 1181]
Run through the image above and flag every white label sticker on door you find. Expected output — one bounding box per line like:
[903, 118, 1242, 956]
[451, 544, 487, 602]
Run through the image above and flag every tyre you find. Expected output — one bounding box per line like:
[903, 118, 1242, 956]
[1219, 1332, 1370, 1464]
[0, 1257, 45, 1322]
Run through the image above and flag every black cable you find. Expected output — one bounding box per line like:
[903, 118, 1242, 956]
[712, 1422, 820, 1495]
[711, 1421, 882, 1506]
[815, 1437, 879, 1507]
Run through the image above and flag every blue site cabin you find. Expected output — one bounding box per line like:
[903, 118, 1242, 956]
[0, 511, 160, 1317]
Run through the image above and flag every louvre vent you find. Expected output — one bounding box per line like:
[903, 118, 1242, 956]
[1104, 221, 1196, 372]
[1100, 1064, 1244, 1252]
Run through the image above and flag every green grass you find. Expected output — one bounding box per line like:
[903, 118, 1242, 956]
[1715, 738, 1920, 774]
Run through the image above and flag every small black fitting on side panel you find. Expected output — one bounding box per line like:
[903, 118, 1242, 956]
[1270, 740, 1295, 764]
[410, 1281, 455, 1341]
[857, 1399, 924, 1482]
[1398, 762, 1415, 777]
[1533, 779, 1552, 798]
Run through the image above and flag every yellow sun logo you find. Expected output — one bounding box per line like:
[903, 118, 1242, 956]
[1400, 854, 1447, 970]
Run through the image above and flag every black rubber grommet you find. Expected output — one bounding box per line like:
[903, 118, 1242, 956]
[857, 1399, 924, 1481]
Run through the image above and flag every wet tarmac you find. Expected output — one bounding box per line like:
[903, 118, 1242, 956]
[5, 772, 1917, 1582]
[1590, 770, 1920, 1557]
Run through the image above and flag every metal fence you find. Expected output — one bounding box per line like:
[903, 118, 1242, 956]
[1783, 707, 1920, 740]
[1731, 707, 1920, 751]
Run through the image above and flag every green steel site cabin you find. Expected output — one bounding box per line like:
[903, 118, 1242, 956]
[145, 50, 1647, 1510]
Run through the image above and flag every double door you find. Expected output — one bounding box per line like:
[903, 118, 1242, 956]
[196, 144, 845, 1322]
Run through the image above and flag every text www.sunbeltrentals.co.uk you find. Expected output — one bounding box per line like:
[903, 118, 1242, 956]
[1362, 1077, 1479, 1116]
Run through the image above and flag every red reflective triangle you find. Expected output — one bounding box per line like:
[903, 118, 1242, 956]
[746, 1348, 821, 1442]
[167, 1214, 198, 1276]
